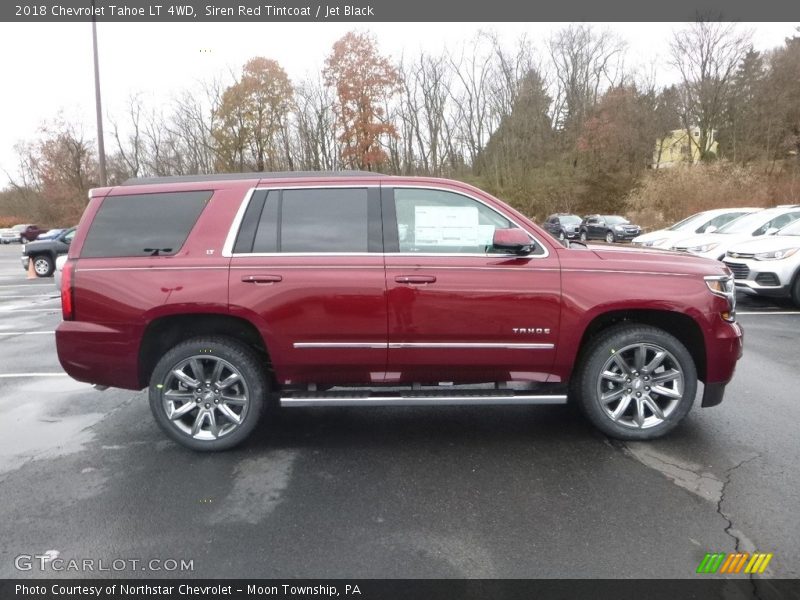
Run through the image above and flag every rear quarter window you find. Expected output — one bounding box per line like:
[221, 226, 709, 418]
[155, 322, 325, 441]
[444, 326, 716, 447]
[80, 191, 212, 258]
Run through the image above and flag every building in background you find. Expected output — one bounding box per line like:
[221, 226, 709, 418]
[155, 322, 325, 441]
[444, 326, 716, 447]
[653, 127, 718, 168]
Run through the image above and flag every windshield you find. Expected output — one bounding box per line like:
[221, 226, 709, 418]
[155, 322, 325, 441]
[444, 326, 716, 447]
[12, 224, 28, 232]
[559, 215, 581, 225]
[777, 219, 800, 236]
[668, 212, 708, 231]
[604, 216, 629, 225]
[718, 211, 779, 234]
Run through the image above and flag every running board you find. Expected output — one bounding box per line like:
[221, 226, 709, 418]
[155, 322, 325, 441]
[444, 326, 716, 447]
[280, 392, 568, 408]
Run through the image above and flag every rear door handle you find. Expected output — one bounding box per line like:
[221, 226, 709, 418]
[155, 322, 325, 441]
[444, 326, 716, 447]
[394, 275, 436, 284]
[241, 275, 282, 284]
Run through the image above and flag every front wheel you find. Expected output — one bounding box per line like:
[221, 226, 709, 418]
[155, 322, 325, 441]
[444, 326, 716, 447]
[605, 231, 615, 243]
[149, 336, 267, 451]
[32, 255, 54, 277]
[573, 324, 697, 440]
[558, 230, 566, 242]
[791, 270, 800, 308]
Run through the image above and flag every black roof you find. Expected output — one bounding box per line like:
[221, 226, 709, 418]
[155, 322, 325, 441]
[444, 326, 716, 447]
[121, 170, 382, 186]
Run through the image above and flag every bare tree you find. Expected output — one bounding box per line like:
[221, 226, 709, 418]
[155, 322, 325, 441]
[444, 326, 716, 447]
[670, 21, 752, 162]
[547, 24, 626, 141]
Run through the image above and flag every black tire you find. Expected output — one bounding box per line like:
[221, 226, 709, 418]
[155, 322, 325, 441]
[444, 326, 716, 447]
[605, 231, 615, 244]
[149, 336, 267, 451]
[32, 254, 54, 277]
[579, 230, 588, 242]
[791, 270, 800, 308]
[573, 323, 697, 440]
[558, 230, 566, 241]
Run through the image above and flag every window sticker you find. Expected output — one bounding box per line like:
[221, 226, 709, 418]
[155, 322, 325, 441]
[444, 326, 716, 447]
[414, 205, 480, 247]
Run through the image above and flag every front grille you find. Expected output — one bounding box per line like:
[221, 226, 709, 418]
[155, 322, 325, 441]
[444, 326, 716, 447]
[727, 251, 755, 259]
[755, 272, 781, 286]
[723, 261, 750, 280]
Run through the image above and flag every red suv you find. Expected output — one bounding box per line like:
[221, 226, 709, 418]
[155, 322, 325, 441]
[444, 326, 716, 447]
[56, 172, 743, 451]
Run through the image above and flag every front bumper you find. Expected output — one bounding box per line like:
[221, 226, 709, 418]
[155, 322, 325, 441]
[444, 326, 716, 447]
[724, 259, 795, 299]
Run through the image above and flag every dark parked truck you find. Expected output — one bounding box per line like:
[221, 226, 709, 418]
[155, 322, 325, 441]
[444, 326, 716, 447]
[21, 227, 76, 277]
[55, 172, 743, 451]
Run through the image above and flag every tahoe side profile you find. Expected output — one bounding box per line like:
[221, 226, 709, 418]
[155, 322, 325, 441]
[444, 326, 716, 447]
[56, 172, 743, 451]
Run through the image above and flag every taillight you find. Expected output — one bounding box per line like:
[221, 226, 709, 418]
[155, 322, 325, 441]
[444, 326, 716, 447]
[61, 260, 75, 321]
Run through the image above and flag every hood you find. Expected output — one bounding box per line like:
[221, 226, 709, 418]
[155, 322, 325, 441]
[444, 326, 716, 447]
[577, 244, 729, 277]
[632, 229, 685, 244]
[671, 231, 759, 250]
[726, 234, 800, 255]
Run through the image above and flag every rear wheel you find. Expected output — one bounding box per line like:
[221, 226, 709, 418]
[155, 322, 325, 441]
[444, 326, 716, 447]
[574, 324, 697, 440]
[579, 230, 588, 242]
[148, 336, 267, 451]
[605, 231, 615, 243]
[32, 255, 54, 277]
[558, 230, 566, 241]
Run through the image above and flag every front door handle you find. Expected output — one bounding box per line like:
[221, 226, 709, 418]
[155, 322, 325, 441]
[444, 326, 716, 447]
[394, 275, 436, 284]
[241, 275, 283, 284]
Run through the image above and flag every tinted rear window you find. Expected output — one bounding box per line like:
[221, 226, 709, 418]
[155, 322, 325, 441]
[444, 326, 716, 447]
[244, 188, 368, 253]
[81, 191, 212, 258]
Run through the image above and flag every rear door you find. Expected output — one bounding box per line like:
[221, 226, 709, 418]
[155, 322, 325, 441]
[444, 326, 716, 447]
[382, 185, 560, 384]
[227, 185, 387, 386]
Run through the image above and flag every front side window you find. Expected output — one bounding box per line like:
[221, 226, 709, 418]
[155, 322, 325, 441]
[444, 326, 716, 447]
[393, 188, 533, 255]
[81, 191, 212, 258]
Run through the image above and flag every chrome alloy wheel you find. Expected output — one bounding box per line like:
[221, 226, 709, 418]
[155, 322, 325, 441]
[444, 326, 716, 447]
[595, 343, 684, 429]
[161, 355, 250, 441]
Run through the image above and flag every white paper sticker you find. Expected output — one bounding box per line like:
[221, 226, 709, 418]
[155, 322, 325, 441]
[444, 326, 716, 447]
[414, 206, 480, 247]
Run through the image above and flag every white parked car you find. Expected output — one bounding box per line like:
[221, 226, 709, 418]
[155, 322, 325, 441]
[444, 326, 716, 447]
[671, 206, 800, 260]
[632, 207, 758, 249]
[0, 227, 21, 244]
[723, 218, 800, 306]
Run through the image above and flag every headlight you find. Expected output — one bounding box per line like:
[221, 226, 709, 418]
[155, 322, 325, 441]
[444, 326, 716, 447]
[754, 247, 799, 261]
[687, 243, 720, 253]
[705, 275, 736, 322]
[614, 225, 624, 231]
[642, 238, 667, 247]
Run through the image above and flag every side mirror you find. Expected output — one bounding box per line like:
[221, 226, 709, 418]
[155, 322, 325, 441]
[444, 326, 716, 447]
[703, 225, 717, 234]
[493, 228, 533, 255]
[764, 227, 779, 236]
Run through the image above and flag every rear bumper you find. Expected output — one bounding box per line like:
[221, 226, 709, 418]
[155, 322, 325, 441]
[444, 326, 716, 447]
[56, 321, 143, 390]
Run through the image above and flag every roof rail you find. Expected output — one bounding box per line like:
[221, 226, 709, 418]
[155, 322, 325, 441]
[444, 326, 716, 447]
[121, 170, 383, 186]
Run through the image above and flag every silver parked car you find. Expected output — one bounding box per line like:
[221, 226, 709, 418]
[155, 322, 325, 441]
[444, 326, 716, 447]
[723, 218, 800, 307]
[632, 207, 759, 249]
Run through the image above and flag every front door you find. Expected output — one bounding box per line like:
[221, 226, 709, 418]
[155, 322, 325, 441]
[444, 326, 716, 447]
[383, 186, 561, 384]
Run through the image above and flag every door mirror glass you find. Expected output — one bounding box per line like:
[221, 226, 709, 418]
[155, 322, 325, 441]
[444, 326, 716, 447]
[703, 225, 717, 234]
[764, 227, 779, 236]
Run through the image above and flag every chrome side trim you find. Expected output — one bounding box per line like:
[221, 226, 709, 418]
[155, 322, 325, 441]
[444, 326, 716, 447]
[293, 342, 387, 349]
[223, 182, 553, 259]
[281, 394, 568, 407]
[293, 342, 554, 350]
[222, 185, 377, 258]
[78, 266, 229, 272]
[389, 342, 554, 349]
[221, 187, 256, 258]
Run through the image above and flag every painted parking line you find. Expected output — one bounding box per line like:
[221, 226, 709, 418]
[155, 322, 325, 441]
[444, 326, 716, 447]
[0, 373, 68, 378]
[738, 311, 800, 315]
[0, 308, 61, 313]
[0, 284, 53, 289]
[0, 331, 55, 336]
[0, 295, 60, 299]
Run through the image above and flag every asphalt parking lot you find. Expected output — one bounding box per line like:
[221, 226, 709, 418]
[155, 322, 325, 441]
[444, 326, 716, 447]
[0, 242, 798, 581]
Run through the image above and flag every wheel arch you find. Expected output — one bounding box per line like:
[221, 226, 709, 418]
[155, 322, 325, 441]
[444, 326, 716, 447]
[575, 309, 707, 382]
[138, 313, 273, 389]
